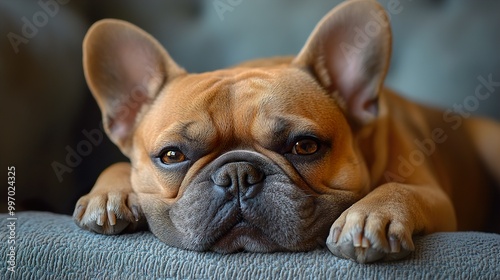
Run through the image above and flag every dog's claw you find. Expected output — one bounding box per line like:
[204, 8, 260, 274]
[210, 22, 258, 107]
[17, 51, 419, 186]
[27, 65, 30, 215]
[389, 235, 401, 253]
[107, 210, 117, 226]
[73, 204, 85, 220]
[362, 237, 370, 248]
[96, 213, 105, 226]
[353, 231, 363, 247]
[131, 205, 140, 222]
[331, 228, 341, 244]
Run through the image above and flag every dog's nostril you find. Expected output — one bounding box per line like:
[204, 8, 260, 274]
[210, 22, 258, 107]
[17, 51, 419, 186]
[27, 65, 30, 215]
[211, 172, 231, 187]
[211, 162, 264, 189]
[244, 168, 264, 185]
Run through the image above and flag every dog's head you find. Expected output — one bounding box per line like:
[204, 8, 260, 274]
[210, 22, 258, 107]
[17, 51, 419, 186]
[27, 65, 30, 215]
[83, 0, 391, 252]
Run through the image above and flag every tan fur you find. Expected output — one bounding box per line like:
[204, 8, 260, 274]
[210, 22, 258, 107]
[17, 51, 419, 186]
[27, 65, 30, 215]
[74, 0, 500, 263]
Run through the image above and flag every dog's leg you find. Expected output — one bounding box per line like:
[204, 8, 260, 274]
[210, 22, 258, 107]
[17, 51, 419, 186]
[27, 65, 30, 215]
[326, 183, 455, 263]
[73, 162, 145, 234]
[465, 118, 500, 188]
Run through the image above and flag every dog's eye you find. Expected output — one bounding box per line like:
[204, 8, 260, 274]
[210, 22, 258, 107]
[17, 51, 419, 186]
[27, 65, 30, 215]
[292, 139, 319, 155]
[160, 149, 186, 164]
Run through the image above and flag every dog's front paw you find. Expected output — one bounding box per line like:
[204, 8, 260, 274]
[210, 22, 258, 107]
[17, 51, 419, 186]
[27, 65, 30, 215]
[73, 191, 142, 235]
[326, 204, 415, 263]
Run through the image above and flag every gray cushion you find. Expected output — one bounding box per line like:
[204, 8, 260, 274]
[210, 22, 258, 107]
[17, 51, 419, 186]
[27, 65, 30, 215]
[1, 211, 499, 279]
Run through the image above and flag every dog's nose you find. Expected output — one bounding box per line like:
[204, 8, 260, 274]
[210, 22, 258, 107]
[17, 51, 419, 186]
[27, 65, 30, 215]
[211, 162, 264, 199]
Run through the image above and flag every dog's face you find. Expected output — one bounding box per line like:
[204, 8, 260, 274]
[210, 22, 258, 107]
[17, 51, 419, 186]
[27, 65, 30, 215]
[84, 0, 391, 252]
[131, 67, 368, 252]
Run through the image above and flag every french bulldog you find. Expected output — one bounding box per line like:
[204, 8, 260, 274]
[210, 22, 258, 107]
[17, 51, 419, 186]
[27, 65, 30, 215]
[73, 0, 500, 263]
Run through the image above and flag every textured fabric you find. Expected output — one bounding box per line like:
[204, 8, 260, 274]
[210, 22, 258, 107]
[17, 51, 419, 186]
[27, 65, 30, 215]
[1, 211, 499, 280]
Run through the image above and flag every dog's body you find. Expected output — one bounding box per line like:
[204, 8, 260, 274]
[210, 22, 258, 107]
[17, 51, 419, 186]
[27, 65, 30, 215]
[74, 0, 500, 263]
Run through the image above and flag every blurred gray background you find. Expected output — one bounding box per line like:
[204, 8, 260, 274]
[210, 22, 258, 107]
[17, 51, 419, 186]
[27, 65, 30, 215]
[1, 0, 499, 214]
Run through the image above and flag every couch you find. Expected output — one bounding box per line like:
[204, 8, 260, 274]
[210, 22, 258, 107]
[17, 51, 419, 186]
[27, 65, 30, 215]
[2, 211, 499, 279]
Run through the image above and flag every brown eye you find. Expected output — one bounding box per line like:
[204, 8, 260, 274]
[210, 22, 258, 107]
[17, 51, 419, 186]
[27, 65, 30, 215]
[292, 139, 319, 155]
[160, 150, 186, 164]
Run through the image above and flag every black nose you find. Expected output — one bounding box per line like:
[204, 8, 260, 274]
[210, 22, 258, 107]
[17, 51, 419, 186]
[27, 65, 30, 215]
[211, 162, 264, 200]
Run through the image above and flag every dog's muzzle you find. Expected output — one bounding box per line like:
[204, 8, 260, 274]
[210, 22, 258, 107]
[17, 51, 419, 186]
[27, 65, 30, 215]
[145, 150, 335, 253]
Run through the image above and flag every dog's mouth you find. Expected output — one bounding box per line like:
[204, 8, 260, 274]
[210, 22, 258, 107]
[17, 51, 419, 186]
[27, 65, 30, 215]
[210, 222, 283, 253]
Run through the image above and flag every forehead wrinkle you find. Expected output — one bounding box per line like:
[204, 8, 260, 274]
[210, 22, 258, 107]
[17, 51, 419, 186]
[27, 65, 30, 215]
[272, 115, 322, 137]
[271, 117, 293, 136]
[227, 73, 275, 143]
[178, 121, 206, 143]
[152, 119, 216, 151]
[253, 113, 324, 150]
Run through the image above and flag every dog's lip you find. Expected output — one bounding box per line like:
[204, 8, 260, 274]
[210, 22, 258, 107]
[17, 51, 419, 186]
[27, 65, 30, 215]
[210, 222, 281, 253]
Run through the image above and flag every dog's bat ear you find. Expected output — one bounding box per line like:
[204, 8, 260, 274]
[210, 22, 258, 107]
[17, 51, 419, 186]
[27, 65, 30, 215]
[293, 0, 391, 126]
[83, 19, 186, 156]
